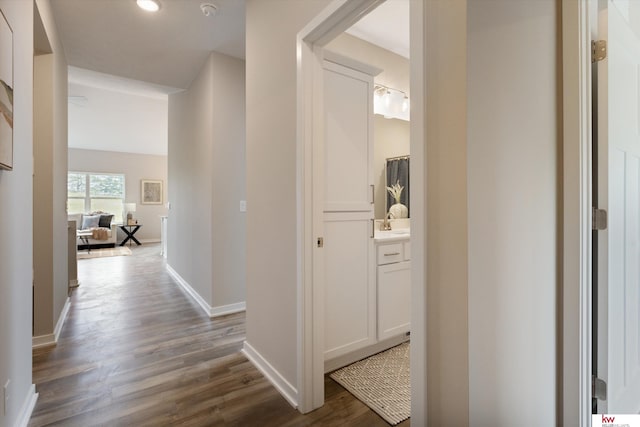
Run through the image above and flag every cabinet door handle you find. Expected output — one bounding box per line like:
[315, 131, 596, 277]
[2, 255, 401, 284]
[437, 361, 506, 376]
[370, 184, 375, 204]
[370, 219, 374, 238]
[384, 252, 401, 256]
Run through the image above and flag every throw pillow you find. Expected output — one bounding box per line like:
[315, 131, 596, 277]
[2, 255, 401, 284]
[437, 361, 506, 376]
[98, 214, 114, 228]
[81, 214, 100, 230]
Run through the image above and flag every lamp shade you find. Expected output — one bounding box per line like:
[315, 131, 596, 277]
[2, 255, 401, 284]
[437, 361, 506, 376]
[124, 203, 137, 213]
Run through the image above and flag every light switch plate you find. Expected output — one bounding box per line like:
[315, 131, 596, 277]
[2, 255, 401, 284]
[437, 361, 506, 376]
[239, 200, 247, 212]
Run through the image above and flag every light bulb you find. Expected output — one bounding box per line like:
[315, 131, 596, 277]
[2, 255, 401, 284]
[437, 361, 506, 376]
[384, 90, 391, 107]
[402, 96, 409, 113]
[137, 0, 160, 12]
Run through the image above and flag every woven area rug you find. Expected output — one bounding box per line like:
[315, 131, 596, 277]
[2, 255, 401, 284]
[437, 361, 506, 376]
[330, 342, 410, 425]
[77, 246, 132, 259]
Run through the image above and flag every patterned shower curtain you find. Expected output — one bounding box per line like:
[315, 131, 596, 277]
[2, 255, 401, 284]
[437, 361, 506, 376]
[385, 157, 410, 216]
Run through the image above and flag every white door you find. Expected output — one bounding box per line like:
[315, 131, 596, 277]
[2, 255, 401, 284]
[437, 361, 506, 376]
[321, 58, 376, 361]
[596, 0, 640, 414]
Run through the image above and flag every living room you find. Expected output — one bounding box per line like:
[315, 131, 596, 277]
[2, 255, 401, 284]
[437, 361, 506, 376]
[66, 66, 169, 250]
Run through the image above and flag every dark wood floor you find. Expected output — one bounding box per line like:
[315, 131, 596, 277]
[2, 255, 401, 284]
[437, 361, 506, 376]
[30, 244, 408, 426]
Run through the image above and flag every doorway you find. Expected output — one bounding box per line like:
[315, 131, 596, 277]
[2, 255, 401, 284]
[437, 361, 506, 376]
[295, 0, 424, 417]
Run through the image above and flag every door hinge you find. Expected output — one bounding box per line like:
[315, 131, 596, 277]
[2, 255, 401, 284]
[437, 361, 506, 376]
[593, 207, 608, 230]
[592, 40, 607, 63]
[592, 375, 607, 401]
[317, 237, 324, 248]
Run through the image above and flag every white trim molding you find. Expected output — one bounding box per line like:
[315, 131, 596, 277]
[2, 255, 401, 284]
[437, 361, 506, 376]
[139, 238, 161, 244]
[166, 265, 246, 318]
[210, 302, 246, 317]
[32, 297, 71, 349]
[32, 334, 56, 349]
[15, 384, 38, 427]
[561, 0, 593, 425]
[242, 341, 298, 408]
[295, 0, 388, 414]
[54, 297, 71, 341]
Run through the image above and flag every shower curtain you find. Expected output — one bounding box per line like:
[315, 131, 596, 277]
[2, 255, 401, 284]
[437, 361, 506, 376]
[385, 156, 410, 217]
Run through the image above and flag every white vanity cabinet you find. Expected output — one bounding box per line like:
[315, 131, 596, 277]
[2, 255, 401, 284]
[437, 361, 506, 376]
[376, 238, 411, 341]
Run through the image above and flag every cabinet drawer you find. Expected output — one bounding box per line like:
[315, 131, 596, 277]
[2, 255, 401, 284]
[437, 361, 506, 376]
[403, 241, 411, 260]
[377, 243, 403, 265]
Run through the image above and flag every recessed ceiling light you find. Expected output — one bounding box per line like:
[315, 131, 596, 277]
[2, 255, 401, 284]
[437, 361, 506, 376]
[137, 0, 161, 12]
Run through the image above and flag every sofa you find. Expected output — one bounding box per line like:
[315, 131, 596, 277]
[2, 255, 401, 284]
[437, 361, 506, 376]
[68, 212, 118, 249]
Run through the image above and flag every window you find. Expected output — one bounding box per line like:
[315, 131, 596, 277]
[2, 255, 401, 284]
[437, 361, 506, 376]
[68, 172, 125, 223]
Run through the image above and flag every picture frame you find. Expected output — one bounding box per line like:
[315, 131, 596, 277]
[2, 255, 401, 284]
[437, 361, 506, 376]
[141, 179, 163, 205]
[0, 9, 13, 171]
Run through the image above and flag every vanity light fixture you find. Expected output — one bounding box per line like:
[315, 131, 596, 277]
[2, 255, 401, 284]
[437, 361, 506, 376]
[137, 0, 161, 12]
[374, 84, 410, 121]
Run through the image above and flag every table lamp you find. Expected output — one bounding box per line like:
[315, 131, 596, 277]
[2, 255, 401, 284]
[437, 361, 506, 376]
[124, 203, 137, 225]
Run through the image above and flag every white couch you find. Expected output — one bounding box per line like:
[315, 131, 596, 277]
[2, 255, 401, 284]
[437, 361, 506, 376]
[68, 213, 118, 248]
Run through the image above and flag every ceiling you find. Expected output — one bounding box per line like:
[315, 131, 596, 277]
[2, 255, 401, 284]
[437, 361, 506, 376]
[54, 0, 408, 156]
[68, 67, 168, 156]
[347, 0, 410, 59]
[51, 0, 246, 90]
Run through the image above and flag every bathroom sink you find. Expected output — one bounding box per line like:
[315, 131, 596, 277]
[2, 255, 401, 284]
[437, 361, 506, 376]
[374, 228, 410, 240]
[389, 229, 410, 235]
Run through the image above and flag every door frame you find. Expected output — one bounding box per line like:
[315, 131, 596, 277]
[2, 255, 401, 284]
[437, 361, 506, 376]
[561, 0, 593, 424]
[295, 0, 594, 422]
[295, 0, 425, 415]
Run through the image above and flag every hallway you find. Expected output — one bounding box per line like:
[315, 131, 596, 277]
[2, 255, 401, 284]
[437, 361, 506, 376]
[29, 245, 400, 426]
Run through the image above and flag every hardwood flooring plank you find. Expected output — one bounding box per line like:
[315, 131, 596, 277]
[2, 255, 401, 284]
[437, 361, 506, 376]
[30, 244, 410, 426]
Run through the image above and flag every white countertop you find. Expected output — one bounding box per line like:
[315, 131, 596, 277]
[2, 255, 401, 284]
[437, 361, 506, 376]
[374, 228, 410, 243]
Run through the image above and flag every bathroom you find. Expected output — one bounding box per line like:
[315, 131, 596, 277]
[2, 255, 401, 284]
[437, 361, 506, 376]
[318, 2, 411, 423]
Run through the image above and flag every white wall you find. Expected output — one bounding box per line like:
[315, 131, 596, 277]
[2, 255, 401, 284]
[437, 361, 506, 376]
[327, 32, 409, 95]
[33, 0, 69, 343]
[210, 53, 246, 307]
[420, 1, 470, 424]
[68, 148, 167, 242]
[467, 0, 559, 425]
[167, 51, 246, 312]
[245, 0, 332, 395]
[0, 1, 36, 425]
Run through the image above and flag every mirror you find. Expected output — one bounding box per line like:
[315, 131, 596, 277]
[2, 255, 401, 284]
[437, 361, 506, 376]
[385, 156, 409, 218]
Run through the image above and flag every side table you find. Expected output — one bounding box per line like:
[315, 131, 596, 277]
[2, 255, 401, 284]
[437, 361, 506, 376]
[119, 224, 142, 246]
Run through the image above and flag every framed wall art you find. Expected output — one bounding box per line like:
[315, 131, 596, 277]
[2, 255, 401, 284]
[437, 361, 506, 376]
[0, 9, 13, 171]
[141, 179, 163, 205]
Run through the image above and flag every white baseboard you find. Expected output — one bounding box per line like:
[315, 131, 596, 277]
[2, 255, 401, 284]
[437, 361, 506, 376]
[140, 238, 160, 244]
[324, 334, 409, 373]
[33, 297, 71, 349]
[54, 297, 71, 342]
[166, 264, 246, 318]
[211, 301, 246, 317]
[242, 341, 298, 408]
[32, 334, 55, 349]
[15, 384, 37, 427]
